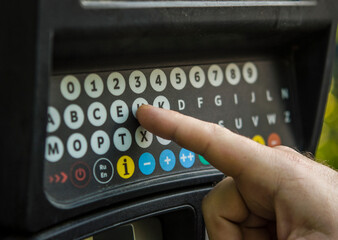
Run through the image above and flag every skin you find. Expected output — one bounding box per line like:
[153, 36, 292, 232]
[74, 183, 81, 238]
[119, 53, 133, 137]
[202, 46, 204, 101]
[136, 105, 338, 240]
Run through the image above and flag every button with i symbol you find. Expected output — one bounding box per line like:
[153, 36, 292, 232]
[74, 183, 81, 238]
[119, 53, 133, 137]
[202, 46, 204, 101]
[117, 155, 135, 179]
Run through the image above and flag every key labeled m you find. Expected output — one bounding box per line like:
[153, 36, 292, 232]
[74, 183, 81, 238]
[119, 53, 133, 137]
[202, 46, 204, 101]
[47, 142, 60, 155]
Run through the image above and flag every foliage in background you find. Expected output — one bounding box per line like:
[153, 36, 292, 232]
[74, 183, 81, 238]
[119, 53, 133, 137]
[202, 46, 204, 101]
[315, 29, 338, 170]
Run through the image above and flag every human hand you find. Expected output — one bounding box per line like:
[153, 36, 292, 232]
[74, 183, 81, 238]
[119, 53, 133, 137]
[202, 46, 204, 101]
[137, 105, 338, 240]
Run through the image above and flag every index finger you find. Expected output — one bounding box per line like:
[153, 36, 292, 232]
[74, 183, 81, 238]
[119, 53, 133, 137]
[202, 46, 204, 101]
[136, 105, 275, 178]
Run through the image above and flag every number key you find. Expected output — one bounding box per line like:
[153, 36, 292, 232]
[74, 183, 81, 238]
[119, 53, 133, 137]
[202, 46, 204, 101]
[107, 72, 126, 96]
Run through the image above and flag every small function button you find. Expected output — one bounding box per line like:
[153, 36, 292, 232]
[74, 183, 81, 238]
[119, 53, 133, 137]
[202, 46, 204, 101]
[153, 95, 170, 110]
[135, 126, 153, 148]
[84, 73, 104, 98]
[208, 64, 223, 87]
[252, 135, 266, 145]
[47, 106, 61, 133]
[129, 70, 147, 94]
[199, 155, 210, 165]
[150, 69, 167, 92]
[45, 136, 64, 162]
[132, 97, 148, 118]
[60, 75, 81, 101]
[159, 149, 176, 172]
[110, 100, 129, 124]
[107, 72, 126, 96]
[113, 127, 132, 152]
[139, 153, 156, 175]
[117, 156, 135, 179]
[70, 161, 91, 188]
[179, 148, 195, 169]
[189, 66, 206, 89]
[170, 67, 187, 90]
[226, 63, 241, 85]
[243, 62, 258, 84]
[91, 130, 110, 155]
[268, 133, 281, 147]
[67, 133, 88, 159]
[64, 104, 85, 130]
[87, 102, 107, 127]
[93, 158, 114, 184]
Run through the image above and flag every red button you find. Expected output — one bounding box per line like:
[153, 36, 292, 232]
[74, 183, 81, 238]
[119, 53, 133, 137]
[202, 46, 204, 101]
[268, 133, 281, 147]
[70, 161, 91, 188]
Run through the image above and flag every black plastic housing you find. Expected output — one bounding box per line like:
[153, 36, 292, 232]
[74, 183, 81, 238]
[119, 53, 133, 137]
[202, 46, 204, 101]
[0, 0, 337, 239]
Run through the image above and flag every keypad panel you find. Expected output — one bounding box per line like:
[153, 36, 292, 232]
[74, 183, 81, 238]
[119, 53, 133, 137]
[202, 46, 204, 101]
[45, 60, 298, 204]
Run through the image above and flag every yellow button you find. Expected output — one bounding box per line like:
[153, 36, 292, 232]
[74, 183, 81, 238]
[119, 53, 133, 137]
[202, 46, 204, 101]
[117, 155, 135, 179]
[252, 135, 265, 145]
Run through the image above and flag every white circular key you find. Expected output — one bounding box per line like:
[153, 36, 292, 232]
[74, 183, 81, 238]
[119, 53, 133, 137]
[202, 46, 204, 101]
[150, 69, 167, 92]
[129, 70, 147, 94]
[60, 75, 81, 101]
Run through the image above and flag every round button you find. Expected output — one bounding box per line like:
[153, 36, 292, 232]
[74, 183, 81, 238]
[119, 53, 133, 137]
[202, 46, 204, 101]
[159, 149, 176, 172]
[45, 136, 64, 162]
[70, 161, 91, 188]
[60, 75, 81, 101]
[139, 152, 156, 175]
[107, 72, 126, 96]
[243, 62, 258, 84]
[87, 102, 107, 127]
[132, 97, 148, 118]
[93, 158, 114, 184]
[156, 136, 171, 145]
[153, 95, 170, 110]
[110, 100, 129, 124]
[47, 106, 61, 133]
[208, 64, 223, 87]
[117, 155, 135, 179]
[135, 126, 153, 148]
[189, 66, 205, 89]
[67, 133, 88, 159]
[150, 69, 167, 92]
[91, 130, 110, 155]
[84, 73, 104, 98]
[199, 155, 210, 165]
[179, 148, 195, 169]
[113, 127, 132, 152]
[226, 63, 241, 85]
[170, 67, 187, 90]
[268, 133, 281, 147]
[252, 135, 266, 145]
[64, 104, 84, 130]
[129, 70, 147, 94]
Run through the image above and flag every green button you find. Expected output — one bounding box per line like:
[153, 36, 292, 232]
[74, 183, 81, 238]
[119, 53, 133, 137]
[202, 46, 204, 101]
[198, 155, 210, 165]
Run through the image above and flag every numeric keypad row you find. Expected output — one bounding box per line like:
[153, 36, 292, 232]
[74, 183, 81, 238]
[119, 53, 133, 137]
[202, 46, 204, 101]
[60, 63, 258, 101]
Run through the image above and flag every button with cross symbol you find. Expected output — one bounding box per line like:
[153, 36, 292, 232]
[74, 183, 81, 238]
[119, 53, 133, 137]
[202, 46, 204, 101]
[159, 149, 176, 172]
[135, 126, 153, 148]
[179, 148, 195, 168]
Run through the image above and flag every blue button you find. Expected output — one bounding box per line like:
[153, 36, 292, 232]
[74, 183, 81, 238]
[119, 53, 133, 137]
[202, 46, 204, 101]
[139, 152, 156, 175]
[159, 149, 176, 172]
[179, 148, 195, 168]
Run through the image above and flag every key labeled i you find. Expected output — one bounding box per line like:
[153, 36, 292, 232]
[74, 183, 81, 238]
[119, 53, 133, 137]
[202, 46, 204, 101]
[117, 156, 135, 179]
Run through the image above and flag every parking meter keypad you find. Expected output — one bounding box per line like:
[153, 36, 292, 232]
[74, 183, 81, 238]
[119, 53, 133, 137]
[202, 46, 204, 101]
[44, 60, 299, 204]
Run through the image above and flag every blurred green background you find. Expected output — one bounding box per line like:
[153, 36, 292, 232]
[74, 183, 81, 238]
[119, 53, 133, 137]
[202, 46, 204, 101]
[315, 27, 338, 170]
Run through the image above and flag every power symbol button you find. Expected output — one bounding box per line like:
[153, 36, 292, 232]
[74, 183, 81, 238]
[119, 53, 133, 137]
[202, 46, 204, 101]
[75, 168, 86, 181]
[70, 161, 91, 188]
